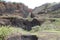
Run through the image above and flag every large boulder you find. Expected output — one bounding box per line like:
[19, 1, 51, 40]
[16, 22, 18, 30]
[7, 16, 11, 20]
[0, 17, 45, 31]
[5, 32, 38, 40]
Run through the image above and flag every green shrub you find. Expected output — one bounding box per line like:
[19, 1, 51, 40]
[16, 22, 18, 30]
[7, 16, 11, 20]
[0, 26, 30, 40]
[0, 26, 15, 40]
[31, 26, 40, 32]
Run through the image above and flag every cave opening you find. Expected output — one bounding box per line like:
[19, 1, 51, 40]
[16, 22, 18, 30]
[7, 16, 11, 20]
[6, 35, 38, 40]
[21, 35, 38, 40]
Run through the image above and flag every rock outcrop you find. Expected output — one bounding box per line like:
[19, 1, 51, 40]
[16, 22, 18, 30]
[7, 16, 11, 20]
[0, 17, 45, 31]
[32, 3, 60, 18]
[0, 1, 32, 18]
[5, 32, 38, 40]
[0, 2, 59, 31]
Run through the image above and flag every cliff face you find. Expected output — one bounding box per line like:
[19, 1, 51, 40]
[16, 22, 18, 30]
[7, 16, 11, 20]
[0, 2, 32, 18]
[32, 3, 60, 18]
[0, 2, 60, 31]
[0, 2, 34, 31]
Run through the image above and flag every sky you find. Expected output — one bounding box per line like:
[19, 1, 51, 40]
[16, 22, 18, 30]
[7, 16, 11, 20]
[5, 0, 60, 9]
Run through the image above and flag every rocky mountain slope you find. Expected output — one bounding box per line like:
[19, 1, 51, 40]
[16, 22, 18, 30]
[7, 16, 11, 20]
[32, 3, 60, 18]
[0, 1, 60, 40]
[0, 1, 32, 18]
[0, 2, 60, 31]
[0, 1, 33, 31]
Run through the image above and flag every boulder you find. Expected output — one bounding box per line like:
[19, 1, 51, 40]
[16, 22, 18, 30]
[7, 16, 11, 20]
[0, 19, 11, 26]
[5, 32, 38, 40]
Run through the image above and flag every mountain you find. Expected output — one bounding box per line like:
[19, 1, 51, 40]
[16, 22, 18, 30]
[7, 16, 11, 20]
[32, 2, 60, 18]
[0, 2, 60, 31]
[0, 1, 32, 18]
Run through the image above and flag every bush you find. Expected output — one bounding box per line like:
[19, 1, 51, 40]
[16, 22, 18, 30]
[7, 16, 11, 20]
[0, 26, 23, 40]
[31, 26, 40, 32]
[0, 26, 30, 40]
[0, 26, 12, 40]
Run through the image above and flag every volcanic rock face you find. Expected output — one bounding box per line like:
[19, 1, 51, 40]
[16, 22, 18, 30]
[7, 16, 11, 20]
[32, 3, 60, 18]
[0, 2, 34, 31]
[0, 1, 44, 31]
[0, 2, 59, 31]
[0, 19, 11, 25]
[0, 1, 31, 18]
[0, 18, 44, 31]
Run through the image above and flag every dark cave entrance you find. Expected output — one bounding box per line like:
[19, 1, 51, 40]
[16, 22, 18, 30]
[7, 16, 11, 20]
[7, 35, 38, 40]
[21, 35, 38, 40]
